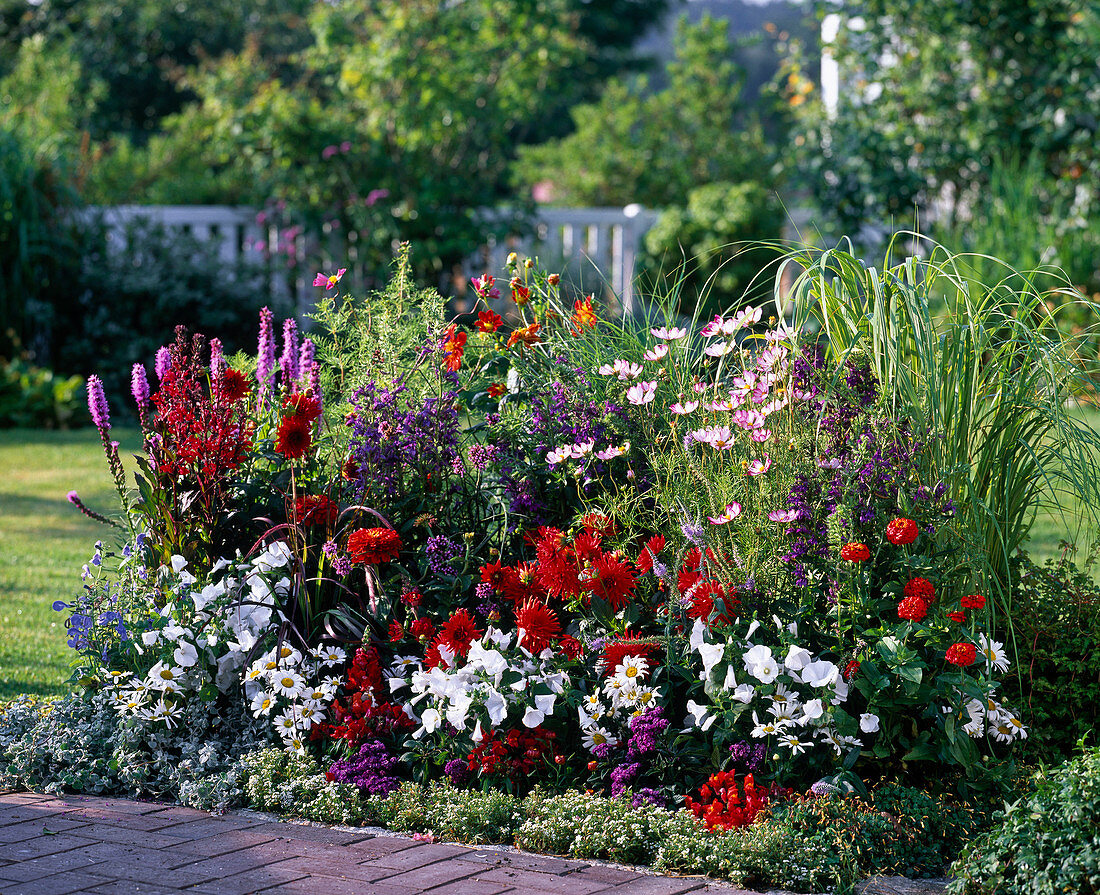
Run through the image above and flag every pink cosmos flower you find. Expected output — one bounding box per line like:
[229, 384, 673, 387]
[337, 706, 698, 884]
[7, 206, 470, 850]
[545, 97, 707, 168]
[313, 268, 347, 290]
[750, 428, 772, 443]
[627, 381, 658, 405]
[670, 400, 699, 415]
[597, 359, 644, 380]
[768, 509, 799, 522]
[643, 344, 669, 362]
[747, 454, 771, 476]
[650, 326, 688, 340]
[708, 503, 743, 525]
[704, 340, 736, 358]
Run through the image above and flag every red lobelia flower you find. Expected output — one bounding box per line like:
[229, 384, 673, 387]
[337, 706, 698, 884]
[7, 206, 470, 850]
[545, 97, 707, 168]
[276, 415, 313, 460]
[945, 642, 977, 666]
[346, 527, 402, 564]
[515, 599, 561, 654]
[886, 517, 919, 545]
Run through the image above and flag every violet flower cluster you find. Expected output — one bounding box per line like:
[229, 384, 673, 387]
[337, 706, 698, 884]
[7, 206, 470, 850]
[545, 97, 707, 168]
[327, 739, 400, 796]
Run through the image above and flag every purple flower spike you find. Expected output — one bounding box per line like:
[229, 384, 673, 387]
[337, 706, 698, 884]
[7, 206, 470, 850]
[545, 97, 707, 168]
[280, 318, 299, 389]
[86, 375, 110, 430]
[154, 346, 172, 381]
[131, 364, 149, 409]
[66, 490, 79, 504]
[299, 338, 316, 388]
[257, 306, 276, 398]
[209, 337, 225, 380]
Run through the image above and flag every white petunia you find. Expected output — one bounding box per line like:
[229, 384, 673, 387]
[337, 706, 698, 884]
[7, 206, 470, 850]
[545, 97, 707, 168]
[732, 684, 755, 704]
[173, 640, 200, 668]
[859, 712, 880, 733]
[801, 659, 839, 688]
[521, 706, 545, 728]
[748, 657, 779, 684]
[697, 643, 725, 680]
[485, 689, 508, 726]
[686, 699, 716, 732]
[800, 698, 826, 724]
[784, 645, 813, 672]
[420, 707, 442, 734]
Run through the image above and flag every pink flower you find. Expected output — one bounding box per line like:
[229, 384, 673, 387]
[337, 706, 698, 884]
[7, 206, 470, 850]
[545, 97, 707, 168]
[644, 344, 669, 362]
[313, 268, 347, 290]
[750, 428, 772, 443]
[626, 381, 658, 406]
[470, 274, 500, 299]
[598, 359, 644, 380]
[747, 454, 771, 476]
[669, 400, 699, 415]
[708, 503, 743, 525]
[704, 340, 736, 358]
[768, 509, 799, 522]
[650, 326, 688, 340]
[321, 145, 339, 159]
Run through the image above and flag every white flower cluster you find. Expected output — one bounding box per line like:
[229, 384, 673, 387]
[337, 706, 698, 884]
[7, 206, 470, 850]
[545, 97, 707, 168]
[101, 542, 342, 753]
[943, 693, 1027, 743]
[689, 619, 866, 757]
[396, 628, 568, 740]
[577, 655, 662, 751]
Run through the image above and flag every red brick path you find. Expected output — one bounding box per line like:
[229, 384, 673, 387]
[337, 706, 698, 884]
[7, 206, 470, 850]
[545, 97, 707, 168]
[0, 792, 757, 895]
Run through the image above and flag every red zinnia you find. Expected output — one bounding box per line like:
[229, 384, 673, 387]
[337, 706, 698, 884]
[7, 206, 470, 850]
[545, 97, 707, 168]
[904, 577, 935, 602]
[840, 542, 871, 562]
[945, 642, 977, 667]
[442, 325, 467, 372]
[346, 527, 402, 565]
[947, 610, 966, 623]
[515, 599, 562, 654]
[276, 416, 313, 460]
[294, 494, 339, 527]
[961, 593, 986, 610]
[439, 609, 482, 658]
[897, 595, 928, 622]
[600, 634, 662, 677]
[218, 368, 251, 403]
[475, 310, 503, 333]
[886, 517, 919, 546]
[584, 552, 637, 611]
[284, 393, 323, 422]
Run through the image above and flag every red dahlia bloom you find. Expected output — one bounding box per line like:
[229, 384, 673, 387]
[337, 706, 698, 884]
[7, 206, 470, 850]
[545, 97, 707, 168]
[886, 517, 919, 545]
[634, 534, 666, 575]
[583, 552, 637, 610]
[276, 416, 313, 460]
[388, 621, 404, 642]
[515, 599, 561, 654]
[294, 494, 339, 527]
[559, 635, 583, 660]
[961, 593, 986, 609]
[897, 595, 928, 622]
[218, 368, 251, 403]
[904, 577, 935, 602]
[439, 609, 482, 658]
[346, 527, 402, 564]
[945, 642, 977, 666]
[409, 617, 435, 640]
[840, 542, 871, 562]
[283, 393, 322, 422]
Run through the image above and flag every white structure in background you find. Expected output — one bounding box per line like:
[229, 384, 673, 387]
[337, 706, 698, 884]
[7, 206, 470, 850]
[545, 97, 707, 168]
[93, 205, 660, 317]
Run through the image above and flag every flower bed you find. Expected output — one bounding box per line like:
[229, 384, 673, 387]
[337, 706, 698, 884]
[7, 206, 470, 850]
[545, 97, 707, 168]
[6, 242, 1098, 892]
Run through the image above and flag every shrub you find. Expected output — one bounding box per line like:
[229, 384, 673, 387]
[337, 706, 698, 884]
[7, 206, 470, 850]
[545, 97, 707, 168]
[242, 748, 364, 827]
[950, 746, 1100, 895]
[0, 357, 83, 428]
[363, 781, 520, 844]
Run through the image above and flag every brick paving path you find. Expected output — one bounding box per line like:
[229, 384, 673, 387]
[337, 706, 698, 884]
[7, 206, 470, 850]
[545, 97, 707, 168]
[0, 791, 756, 895]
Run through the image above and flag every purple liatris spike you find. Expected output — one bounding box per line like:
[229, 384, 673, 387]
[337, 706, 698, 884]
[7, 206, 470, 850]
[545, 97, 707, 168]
[280, 318, 299, 389]
[130, 364, 149, 409]
[257, 306, 276, 398]
[298, 338, 316, 389]
[209, 337, 225, 381]
[154, 346, 171, 381]
[86, 375, 110, 430]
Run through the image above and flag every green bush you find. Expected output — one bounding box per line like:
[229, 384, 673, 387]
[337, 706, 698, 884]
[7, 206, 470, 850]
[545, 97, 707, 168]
[950, 746, 1100, 895]
[640, 180, 783, 318]
[364, 781, 520, 845]
[1004, 553, 1100, 763]
[0, 358, 83, 428]
[242, 748, 364, 827]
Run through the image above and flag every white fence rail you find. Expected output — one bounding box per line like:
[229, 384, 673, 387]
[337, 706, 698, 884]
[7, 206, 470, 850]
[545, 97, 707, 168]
[92, 205, 660, 316]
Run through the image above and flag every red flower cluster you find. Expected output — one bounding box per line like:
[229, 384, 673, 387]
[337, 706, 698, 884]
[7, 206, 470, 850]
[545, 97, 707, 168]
[961, 593, 986, 610]
[467, 728, 556, 782]
[294, 494, 339, 528]
[904, 577, 935, 602]
[842, 659, 861, 681]
[442, 325, 467, 372]
[634, 534, 666, 575]
[475, 310, 503, 334]
[600, 634, 662, 678]
[684, 771, 786, 831]
[947, 610, 966, 623]
[347, 527, 402, 565]
[840, 542, 871, 562]
[679, 547, 739, 628]
[425, 609, 482, 665]
[897, 595, 928, 622]
[321, 648, 413, 747]
[945, 642, 977, 666]
[886, 517, 919, 545]
[515, 599, 562, 654]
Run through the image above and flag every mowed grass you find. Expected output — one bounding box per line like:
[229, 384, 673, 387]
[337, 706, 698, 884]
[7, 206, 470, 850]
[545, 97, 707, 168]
[0, 414, 1096, 701]
[0, 428, 141, 700]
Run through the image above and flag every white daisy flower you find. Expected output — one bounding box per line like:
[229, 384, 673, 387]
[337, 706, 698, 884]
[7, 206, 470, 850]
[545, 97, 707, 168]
[250, 690, 276, 717]
[271, 670, 306, 698]
[613, 655, 649, 683]
[977, 635, 1010, 673]
[313, 645, 347, 667]
[581, 727, 618, 750]
[778, 734, 811, 754]
[273, 710, 299, 734]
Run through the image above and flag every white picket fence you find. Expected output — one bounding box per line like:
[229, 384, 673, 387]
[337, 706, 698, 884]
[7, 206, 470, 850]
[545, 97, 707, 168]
[92, 204, 661, 316]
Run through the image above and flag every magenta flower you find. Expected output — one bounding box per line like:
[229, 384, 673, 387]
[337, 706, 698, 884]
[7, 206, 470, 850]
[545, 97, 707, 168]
[130, 364, 149, 409]
[747, 454, 772, 477]
[280, 318, 300, 389]
[470, 274, 500, 299]
[313, 269, 346, 290]
[321, 145, 339, 160]
[708, 503, 743, 525]
[154, 346, 171, 381]
[86, 375, 110, 430]
[257, 306, 276, 398]
[209, 337, 225, 380]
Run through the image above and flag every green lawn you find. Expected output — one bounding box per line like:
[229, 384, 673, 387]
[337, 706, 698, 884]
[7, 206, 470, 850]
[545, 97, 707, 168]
[0, 428, 141, 700]
[0, 419, 1097, 701]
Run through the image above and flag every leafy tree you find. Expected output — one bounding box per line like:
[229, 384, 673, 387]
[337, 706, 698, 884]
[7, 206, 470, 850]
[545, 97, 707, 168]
[789, 0, 1100, 236]
[513, 16, 776, 208]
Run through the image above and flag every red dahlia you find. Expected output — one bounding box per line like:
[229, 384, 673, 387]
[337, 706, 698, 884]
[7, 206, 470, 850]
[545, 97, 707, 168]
[840, 542, 871, 562]
[283, 393, 322, 422]
[600, 634, 662, 677]
[904, 577, 936, 602]
[885, 517, 919, 546]
[960, 593, 986, 609]
[584, 552, 637, 611]
[945, 642, 977, 666]
[346, 527, 402, 564]
[559, 635, 583, 660]
[409, 617, 435, 640]
[634, 535, 666, 575]
[276, 416, 313, 460]
[294, 494, 339, 527]
[438, 609, 482, 658]
[842, 659, 861, 681]
[218, 368, 251, 403]
[897, 595, 928, 622]
[534, 527, 582, 599]
[515, 599, 562, 654]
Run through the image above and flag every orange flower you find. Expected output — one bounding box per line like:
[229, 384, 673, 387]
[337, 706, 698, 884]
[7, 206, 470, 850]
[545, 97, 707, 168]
[571, 295, 598, 330]
[442, 324, 467, 372]
[346, 527, 402, 564]
[487, 383, 506, 398]
[506, 322, 542, 349]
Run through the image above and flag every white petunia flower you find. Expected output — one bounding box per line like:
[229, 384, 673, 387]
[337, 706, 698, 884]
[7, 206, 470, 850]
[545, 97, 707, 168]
[859, 712, 880, 733]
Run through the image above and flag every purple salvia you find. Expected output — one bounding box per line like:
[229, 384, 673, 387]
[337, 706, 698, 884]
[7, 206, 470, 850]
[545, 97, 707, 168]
[298, 338, 316, 390]
[256, 306, 276, 399]
[154, 346, 172, 381]
[130, 364, 149, 409]
[86, 375, 110, 430]
[209, 337, 225, 381]
[280, 318, 299, 390]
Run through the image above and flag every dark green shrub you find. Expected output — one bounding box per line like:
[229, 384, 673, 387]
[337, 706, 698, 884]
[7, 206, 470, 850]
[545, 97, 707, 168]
[950, 746, 1100, 895]
[640, 180, 783, 318]
[0, 357, 83, 428]
[1005, 553, 1100, 763]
